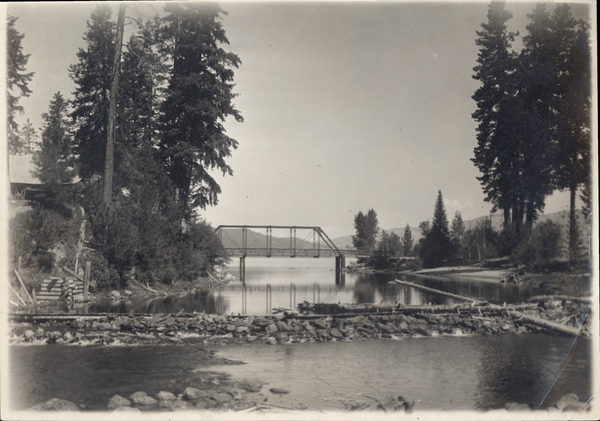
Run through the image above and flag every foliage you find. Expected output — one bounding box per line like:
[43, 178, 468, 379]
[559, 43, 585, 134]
[495, 223, 520, 257]
[450, 211, 466, 259]
[352, 209, 379, 250]
[9, 203, 82, 275]
[69, 4, 116, 180]
[471, 1, 521, 230]
[158, 3, 243, 220]
[7, 15, 34, 154]
[511, 220, 563, 268]
[472, 1, 591, 243]
[419, 191, 453, 268]
[463, 218, 497, 264]
[401, 224, 414, 256]
[34, 92, 76, 194]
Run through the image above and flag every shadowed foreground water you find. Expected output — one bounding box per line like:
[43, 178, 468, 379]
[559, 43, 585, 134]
[9, 333, 589, 411]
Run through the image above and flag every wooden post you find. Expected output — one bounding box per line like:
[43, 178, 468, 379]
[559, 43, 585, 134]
[83, 261, 91, 302]
[14, 270, 34, 304]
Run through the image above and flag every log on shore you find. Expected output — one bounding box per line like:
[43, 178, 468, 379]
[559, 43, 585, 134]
[392, 279, 479, 303]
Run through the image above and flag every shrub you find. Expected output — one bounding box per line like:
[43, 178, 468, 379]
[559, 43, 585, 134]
[9, 202, 83, 276]
[512, 220, 563, 268]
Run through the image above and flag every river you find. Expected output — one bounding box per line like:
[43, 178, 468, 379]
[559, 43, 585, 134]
[92, 257, 541, 315]
[8, 257, 591, 412]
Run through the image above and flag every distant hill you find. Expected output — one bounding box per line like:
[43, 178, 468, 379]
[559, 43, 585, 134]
[218, 210, 590, 252]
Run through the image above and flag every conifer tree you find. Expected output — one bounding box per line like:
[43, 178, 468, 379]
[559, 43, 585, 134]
[69, 5, 116, 181]
[402, 224, 413, 257]
[159, 3, 243, 221]
[420, 191, 452, 268]
[34, 92, 75, 189]
[7, 15, 34, 155]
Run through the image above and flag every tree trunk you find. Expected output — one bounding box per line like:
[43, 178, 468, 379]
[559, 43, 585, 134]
[568, 179, 578, 263]
[103, 4, 126, 208]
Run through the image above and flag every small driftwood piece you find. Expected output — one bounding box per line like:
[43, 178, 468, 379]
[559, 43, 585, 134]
[8, 283, 27, 306]
[508, 310, 580, 336]
[527, 295, 593, 305]
[393, 279, 478, 303]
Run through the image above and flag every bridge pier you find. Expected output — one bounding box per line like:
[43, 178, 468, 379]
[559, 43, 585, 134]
[335, 255, 346, 271]
[239, 256, 246, 283]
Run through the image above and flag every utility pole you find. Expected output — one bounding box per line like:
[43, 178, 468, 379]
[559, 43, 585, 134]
[103, 4, 126, 208]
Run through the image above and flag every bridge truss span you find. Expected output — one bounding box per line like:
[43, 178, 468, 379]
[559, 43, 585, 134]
[214, 225, 343, 258]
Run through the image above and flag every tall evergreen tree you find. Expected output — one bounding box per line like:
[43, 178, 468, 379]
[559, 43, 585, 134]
[420, 191, 452, 268]
[402, 224, 414, 256]
[159, 3, 243, 221]
[20, 119, 38, 154]
[471, 1, 522, 232]
[7, 15, 34, 155]
[34, 92, 75, 189]
[549, 5, 591, 261]
[450, 211, 466, 258]
[69, 5, 116, 181]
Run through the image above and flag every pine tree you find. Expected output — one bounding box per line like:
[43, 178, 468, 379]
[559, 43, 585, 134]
[402, 224, 413, 256]
[34, 92, 75, 190]
[69, 5, 116, 181]
[7, 15, 34, 155]
[420, 191, 453, 268]
[20, 119, 38, 154]
[159, 3, 243, 221]
[471, 1, 521, 231]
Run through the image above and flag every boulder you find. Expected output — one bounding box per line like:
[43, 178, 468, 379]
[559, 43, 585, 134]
[277, 321, 292, 332]
[156, 391, 177, 401]
[183, 387, 208, 400]
[554, 393, 581, 411]
[71, 320, 86, 329]
[171, 399, 195, 411]
[226, 324, 237, 332]
[270, 387, 290, 394]
[35, 327, 45, 338]
[124, 290, 133, 296]
[110, 290, 121, 299]
[129, 391, 157, 406]
[236, 378, 267, 393]
[29, 398, 79, 411]
[330, 328, 344, 339]
[107, 395, 131, 409]
[380, 324, 396, 334]
[24, 330, 35, 341]
[235, 326, 250, 334]
[265, 324, 279, 334]
[312, 319, 328, 330]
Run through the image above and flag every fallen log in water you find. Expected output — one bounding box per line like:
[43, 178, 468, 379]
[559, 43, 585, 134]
[527, 295, 594, 305]
[508, 310, 580, 336]
[392, 279, 479, 302]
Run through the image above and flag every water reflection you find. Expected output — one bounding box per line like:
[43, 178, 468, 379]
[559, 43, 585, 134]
[89, 259, 539, 315]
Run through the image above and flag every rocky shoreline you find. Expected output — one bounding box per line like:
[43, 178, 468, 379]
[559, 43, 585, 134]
[10, 295, 591, 347]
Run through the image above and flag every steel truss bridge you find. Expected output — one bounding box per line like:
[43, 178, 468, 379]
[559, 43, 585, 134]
[215, 225, 396, 258]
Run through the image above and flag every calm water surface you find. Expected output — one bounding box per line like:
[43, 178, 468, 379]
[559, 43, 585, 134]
[92, 257, 540, 314]
[9, 334, 590, 411]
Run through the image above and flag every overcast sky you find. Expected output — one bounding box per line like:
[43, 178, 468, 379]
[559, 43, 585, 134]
[6, 1, 594, 238]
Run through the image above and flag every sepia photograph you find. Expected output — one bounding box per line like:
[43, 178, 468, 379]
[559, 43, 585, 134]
[1, 1, 598, 419]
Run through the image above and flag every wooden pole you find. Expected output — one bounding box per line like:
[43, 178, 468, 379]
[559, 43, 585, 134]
[14, 270, 34, 304]
[393, 279, 478, 303]
[8, 282, 27, 306]
[83, 261, 91, 302]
